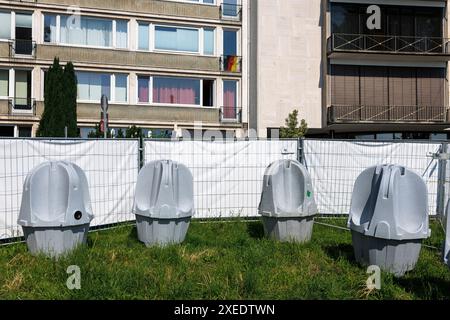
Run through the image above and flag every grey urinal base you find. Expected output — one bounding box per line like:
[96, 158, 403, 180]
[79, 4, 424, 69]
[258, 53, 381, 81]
[22, 224, 90, 258]
[262, 216, 314, 243]
[351, 231, 422, 277]
[136, 215, 191, 247]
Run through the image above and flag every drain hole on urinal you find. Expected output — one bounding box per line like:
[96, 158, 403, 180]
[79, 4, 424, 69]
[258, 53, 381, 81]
[74, 211, 83, 220]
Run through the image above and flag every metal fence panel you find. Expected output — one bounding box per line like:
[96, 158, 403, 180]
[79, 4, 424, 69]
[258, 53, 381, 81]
[144, 139, 298, 218]
[0, 139, 139, 240]
[303, 139, 441, 215]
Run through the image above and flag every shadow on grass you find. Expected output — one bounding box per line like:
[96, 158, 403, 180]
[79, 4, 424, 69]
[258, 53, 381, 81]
[394, 276, 450, 299]
[323, 244, 357, 264]
[246, 221, 265, 239]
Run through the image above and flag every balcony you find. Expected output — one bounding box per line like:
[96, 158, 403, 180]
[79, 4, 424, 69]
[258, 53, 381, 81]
[328, 105, 448, 124]
[220, 3, 242, 21]
[9, 40, 36, 58]
[220, 55, 242, 73]
[220, 106, 242, 123]
[328, 34, 450, 59]
[7, 98, 36, 116]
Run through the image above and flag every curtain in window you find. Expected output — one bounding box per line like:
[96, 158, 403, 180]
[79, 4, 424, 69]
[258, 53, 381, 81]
[138, 76, 149, 103]
[15, 70, 30, 107]
[153, 77, 200, 105]
[155, 26, 199, 52]
[138, 23, 149, 50]
[115, 74, 127, 102]
[76, 72, 110, 101]
[204, 28, 215, 55]
[0, 11, 11, 39]
[223, 80, 237, 119]
[116, 20, 128, 48]
[0, 70, 8, 97]
[61, 16, 112, 47]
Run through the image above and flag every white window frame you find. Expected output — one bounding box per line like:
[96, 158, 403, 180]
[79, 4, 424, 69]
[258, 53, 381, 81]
[222, 78, 240, 109]
[42, 13, 129, 50]
[0, 69, 10, 99]
[136, 75, 216, 108]
[76, 71, 129, 104]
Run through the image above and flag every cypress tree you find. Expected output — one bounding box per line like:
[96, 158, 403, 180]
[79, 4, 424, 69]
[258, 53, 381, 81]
[63, 62, 78, 137]
[37, 58, 65, 137]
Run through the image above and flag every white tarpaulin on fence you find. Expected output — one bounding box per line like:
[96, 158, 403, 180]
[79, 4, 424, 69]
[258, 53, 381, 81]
[0, 139, 139, 240]
[303, 140, 441, 215]
[144, 139, 298, 218]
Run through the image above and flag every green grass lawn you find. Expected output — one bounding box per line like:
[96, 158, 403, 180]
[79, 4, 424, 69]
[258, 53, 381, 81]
[0, 218, 449, 300]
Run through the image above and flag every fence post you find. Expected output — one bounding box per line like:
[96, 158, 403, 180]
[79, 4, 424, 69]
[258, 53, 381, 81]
[436, 142, 448, 219]
[297, 138, 305, 164]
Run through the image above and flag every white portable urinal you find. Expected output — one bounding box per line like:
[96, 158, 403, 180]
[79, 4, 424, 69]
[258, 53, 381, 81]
[349, 164, 430, 277]
[18, 161, 94, 257]
[258, 160, 317, 243]
[133, 160, 194, 246]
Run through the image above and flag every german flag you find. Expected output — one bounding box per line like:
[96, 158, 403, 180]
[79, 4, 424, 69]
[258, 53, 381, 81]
[225, 55, 239, 72]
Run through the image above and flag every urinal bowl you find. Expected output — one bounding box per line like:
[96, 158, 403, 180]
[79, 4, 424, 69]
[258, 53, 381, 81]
[351, 231, 422, 277]
[262, 216, 314, 243]
[136, 215, 191, 247]
[22, 224, 90, 258]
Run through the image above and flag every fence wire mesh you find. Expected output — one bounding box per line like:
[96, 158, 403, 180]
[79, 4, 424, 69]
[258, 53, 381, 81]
[303, 139, 441, 216]
[0, 139, 139, 240]
[144, 139, 298, 219]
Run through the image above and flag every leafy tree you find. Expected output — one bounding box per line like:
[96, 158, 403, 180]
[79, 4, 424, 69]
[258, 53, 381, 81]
[126, 125, 144, 138]
[87, 124, 112, 138]
[116, 128, 125, 138]
[279, 109, 308, 138]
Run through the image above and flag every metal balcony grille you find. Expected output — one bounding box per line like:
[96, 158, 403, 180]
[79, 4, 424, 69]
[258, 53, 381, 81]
[328, 105, 448, 124]
[220, 106, 242, 123]
[8, 98, 36, 115]
[220, 3, 242, 20]
[329, 33, 450, 55]
[220, 55, 242, 73]
[9, 39, 36, 57]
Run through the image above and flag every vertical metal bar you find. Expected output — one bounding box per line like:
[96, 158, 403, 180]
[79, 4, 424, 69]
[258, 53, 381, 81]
[437, 142, 448, 219]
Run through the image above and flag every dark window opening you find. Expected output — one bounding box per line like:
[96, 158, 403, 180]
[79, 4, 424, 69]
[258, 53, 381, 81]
[202, 80, 214, 107]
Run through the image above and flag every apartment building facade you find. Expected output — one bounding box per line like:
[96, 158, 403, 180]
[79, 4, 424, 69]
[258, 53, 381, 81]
[0, 0, 247, 138]
[251, 0, 450, 140]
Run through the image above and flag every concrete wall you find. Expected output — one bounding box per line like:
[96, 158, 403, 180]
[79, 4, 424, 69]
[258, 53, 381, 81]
[253, 0, 323, 137]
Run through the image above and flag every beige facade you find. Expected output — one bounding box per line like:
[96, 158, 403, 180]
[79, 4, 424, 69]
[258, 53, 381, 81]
[251, 0, 450, 138]
[0, 0, 246, 138]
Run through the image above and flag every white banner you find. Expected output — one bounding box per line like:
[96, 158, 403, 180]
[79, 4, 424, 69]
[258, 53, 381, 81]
[303, 140, 441, 215]
[0, 139, 139, 240]
[144, 140, 298, 218]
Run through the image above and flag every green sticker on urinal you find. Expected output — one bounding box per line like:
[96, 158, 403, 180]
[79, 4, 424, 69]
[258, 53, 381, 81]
[307, 191, 312, 198]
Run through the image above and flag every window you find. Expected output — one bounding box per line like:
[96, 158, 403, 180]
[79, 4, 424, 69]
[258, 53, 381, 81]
[203, 28, 215, 55]
[153, 77, 200, 105]
[138, 22, 149, 50]
[116, 20, 128, 49]
[0, 70, 8, 97]
[14, 70, 32, 109]
[222, 0, 239, 17]
[203, 80, 214, 107]
[15, 13, 33, 55]
[77, 72, 111, 101]
[45, 14, 128, 49]
[138, 76, 150, 103]
[223, 80, 238, 119]
[44, 14, 57, 43]
[223, 29, 237, 56]
[155, 26, 199, 53]
[0, 11, 11, 39]
[185, 0, 215, 4]
[138, 76, 214, 106]
[115, 74, 128, 102]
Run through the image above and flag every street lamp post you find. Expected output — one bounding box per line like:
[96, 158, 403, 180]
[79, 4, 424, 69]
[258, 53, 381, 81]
[101, 95, 109, 139]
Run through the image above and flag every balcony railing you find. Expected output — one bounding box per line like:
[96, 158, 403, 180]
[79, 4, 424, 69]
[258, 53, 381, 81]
[220, 106, 242, 123]
[329, 33, 450, 55]
[9, 39, 36, 57]
[8, 98, 36, 115]
[220, 55, 242, 73]
[328, 105, 448, 124]
[220, 3, 242, 20]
